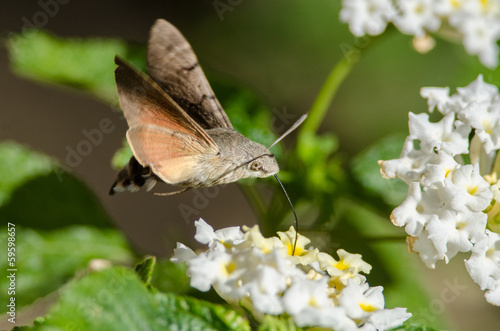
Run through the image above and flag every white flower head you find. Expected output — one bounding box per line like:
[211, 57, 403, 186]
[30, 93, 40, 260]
[247, 265, 287, 315]
[364, 307, 413, 331]
[465, 230, 500, 290]
[408, 112, 470, 156]
[440, 164, 493, 212]
[186, 243, 241, 294]
[379, 136, 436, 184]
[338, 281, 385, 322]
[426, 209, 487, 259]
[283, 275, 332, 315]
[421, 150, 460, 187]
[194, 218, 244, 248]
[459, 101, 500, 154]
[170, 242, 196, 263]
[381, 76, 500, 306]
[459, 16, 500, 69]
[391, 182, 443, 236]
[277, 226, 319, 264]
[173, 220, 411, 328]
[340, 1, 500, 67]
[457, 75, 499, 105]
[393, 0, 441, 36]
[408, 229, 446, 268]
[420, 86, 451, 114]
[340, 0, 396, 36]
[485, 280, 500, 306]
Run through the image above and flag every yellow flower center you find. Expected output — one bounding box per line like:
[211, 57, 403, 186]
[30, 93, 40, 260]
[222, 262, 236, 276]
[482, 120, 493, 134]
[335, 260, 349, 271]
[451, 0, 461, 9]
[359, 302, 378, 312]
[486, 248, 496, 258]
[467, 185, 478, 195]
[308, 297, 319, 307]
[288, 243, 303, 256]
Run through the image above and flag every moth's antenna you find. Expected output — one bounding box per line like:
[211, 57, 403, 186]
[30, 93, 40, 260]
[268, 113, 308, 149]
[273, 174, 299, 256]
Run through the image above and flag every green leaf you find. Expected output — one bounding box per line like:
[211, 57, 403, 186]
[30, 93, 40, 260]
[0, 141, 54, 207]
[150, 259, 191, 295]
[390, 323, 439, 331]
[258, 315, 301, 331]
[351, 133, 409, 206]
[292, 131, 343, 195]
[111, 138, 132, 170]
[33, 267, 250, 331]
[7, 29, 146, 104]
[0, 141, 113, 229]
[0, 225, 133, 313]
[135, 256, 156, 287]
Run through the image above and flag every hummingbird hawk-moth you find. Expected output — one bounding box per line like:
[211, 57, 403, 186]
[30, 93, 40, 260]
[109, 19, 304, 196]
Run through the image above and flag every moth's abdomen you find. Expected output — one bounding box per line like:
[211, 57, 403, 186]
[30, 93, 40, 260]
[108, 157, 158, 195]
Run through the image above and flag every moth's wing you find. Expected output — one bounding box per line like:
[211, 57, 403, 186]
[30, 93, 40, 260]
[126, 125, 210, 184]
[115, 56, 219, 184]
[147, 19, 233, 130]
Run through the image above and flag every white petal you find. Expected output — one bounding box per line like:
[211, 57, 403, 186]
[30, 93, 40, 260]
[170, 242, 196, 263]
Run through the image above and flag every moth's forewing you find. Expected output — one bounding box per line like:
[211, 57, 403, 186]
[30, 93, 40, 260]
[147, 19, 233, 130]
[114, 56, 219, 184]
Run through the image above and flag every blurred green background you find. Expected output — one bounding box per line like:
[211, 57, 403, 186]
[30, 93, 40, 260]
[1, 0, 499, 330]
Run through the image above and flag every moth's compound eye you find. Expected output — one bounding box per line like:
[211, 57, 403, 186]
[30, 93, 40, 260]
[250, 161, 262, 172]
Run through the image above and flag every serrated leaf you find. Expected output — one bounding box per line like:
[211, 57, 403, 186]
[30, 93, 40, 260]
[0, 141, 113, 229]
[135, 256, 156, 287]
[33, 267, 250, 331]
[0, 226, 133, 313]
[351, 133, 409, 206]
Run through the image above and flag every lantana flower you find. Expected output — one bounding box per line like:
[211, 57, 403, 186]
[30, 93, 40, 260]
[379, 75, 500, 305]
[340, 0, 500, 68]
[172, 219, 411, 330]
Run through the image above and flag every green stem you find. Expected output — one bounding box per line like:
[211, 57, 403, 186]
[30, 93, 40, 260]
[297, 27, 397, 139]
[298, 53, 360, 139]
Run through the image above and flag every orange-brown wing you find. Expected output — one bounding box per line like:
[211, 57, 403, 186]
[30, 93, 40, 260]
[126, 125, 209, 184]
[115, 56, 219, 184]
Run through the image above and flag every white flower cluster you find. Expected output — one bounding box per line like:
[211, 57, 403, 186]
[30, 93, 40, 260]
[340, 0, 500, 68]
[379, 75, 500, 306]
[172, 219, 411, 330]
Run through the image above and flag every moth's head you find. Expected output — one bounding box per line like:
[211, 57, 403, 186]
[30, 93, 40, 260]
[245, 143, 279, 178]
